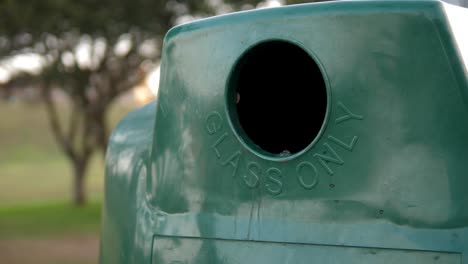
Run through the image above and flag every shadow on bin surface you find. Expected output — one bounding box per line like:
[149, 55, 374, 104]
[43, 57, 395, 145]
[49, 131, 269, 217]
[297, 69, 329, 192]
[100, 1, 468, 263]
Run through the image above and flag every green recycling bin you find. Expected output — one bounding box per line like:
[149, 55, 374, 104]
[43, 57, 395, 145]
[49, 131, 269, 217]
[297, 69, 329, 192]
[100, 1, 468, 263]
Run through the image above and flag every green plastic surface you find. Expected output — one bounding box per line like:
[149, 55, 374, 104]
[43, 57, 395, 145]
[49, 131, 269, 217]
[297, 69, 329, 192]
[100, 1, 468, 263]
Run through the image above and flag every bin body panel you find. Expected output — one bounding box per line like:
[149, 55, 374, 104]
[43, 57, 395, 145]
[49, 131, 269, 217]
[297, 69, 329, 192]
[100, 102, 156, 264]
[152, 236, 462, 264]
[100, 1, 468, 263]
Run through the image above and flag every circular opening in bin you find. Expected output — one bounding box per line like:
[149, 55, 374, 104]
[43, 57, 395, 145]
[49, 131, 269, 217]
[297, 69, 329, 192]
[227, 40, 328, 157]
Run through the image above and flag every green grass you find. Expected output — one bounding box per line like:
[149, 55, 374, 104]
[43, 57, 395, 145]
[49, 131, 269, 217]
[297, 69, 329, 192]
[0, 99, 137, 239]
[0, 201, 102, 239]
[0, 101, 133, 206]
[0, 155, 105, 206]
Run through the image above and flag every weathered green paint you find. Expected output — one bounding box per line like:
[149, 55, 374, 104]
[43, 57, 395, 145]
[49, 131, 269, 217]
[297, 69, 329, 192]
[100, 1, 468, 263]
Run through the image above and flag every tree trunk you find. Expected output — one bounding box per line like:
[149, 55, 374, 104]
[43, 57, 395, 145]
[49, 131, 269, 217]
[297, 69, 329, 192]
[72, 161, 87, 206]
[93, 109, 109, 154]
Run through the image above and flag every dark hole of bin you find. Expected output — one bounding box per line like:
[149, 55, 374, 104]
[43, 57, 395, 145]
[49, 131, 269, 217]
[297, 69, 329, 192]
[232, 41, 327, 155]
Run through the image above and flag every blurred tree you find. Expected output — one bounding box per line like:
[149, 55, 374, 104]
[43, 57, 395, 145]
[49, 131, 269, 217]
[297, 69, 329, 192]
[0, 0, 229, 206]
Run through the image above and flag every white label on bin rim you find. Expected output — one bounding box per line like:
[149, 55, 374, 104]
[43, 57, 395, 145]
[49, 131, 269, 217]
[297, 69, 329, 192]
[443, 2, 468, 73]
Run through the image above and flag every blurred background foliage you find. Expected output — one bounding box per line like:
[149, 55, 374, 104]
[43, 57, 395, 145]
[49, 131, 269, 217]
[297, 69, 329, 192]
[0, 0, 318, 263]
